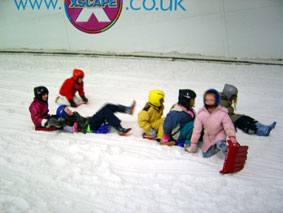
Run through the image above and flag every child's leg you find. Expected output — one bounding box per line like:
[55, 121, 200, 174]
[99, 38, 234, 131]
[202, 145, 219, 158]
[235, 115, 276, 136]
[203, 140, 227, 158]
[89, 105, 131, 134]
[63, 123, 78, 133]
[55, 96, 70, 105]
[234, 115, 258, 134]
[178, 121, 194, 145]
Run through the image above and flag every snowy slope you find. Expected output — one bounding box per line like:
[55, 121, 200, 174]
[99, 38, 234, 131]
[0, 53, 282, 212]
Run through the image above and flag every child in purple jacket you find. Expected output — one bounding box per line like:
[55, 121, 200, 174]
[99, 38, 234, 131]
[187, 89, 238, 158]
[29, 86, 62, 130]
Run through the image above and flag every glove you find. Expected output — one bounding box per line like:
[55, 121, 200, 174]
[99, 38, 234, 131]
[228, 136, 238, 145]
[186, 143, 198, 153]
[161, 134, 170, 144]
[81, 96, 88, 104]
[69, 99, 78, 107]
[149, 128, 157, 137]
[41, 118, 49, 127]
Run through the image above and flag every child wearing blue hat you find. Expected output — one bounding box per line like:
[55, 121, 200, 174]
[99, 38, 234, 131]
[56, 101, 135, 136]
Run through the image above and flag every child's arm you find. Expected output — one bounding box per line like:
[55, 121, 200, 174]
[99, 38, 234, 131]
[163, 112, 180, 136]
[222, 113, 236, 137]
[187, 115, 202, 152]
[29, 104, 49, 127]
[138, 110, 152, 135]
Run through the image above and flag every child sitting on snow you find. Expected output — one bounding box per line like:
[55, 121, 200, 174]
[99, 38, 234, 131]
[220, 84, 276, 136]
[138, 90, 165, 141]
[55, 101, 136, 136]
[55, 69, 88, 108]
[161, 89, 196, 147]
[187, 89, 237, 158]
[29, 86, 64, 130]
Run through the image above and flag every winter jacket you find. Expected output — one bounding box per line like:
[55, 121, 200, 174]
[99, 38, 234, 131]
[59, 77, 85, 101]
[163, 104, 195, 140]
[138, 102, 165, 139]
[61, 112, 90, 133]
[29, 98, 50, 127]
[220, 93, 243, 123]
[191, 105, 236, 153]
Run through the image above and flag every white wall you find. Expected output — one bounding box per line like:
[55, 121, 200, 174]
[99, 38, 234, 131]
[0, 0, 282, 60]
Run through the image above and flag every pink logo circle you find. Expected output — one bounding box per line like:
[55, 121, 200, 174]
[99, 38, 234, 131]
[64, 0, 123, 34]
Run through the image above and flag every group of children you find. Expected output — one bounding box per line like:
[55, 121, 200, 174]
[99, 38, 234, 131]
[29, 69, 277, 159]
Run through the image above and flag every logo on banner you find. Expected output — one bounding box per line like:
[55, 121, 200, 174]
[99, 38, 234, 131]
[64, 0, 123, 34]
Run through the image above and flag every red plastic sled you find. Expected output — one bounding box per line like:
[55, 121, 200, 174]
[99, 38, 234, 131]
[142, 133, 157, 140]
[220, 140, 249, 174]
[35, 126, 56, 131]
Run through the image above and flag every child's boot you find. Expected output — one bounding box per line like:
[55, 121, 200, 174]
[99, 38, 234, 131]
[124, 100, 136, 115]
[255, 122, 276, 136]
[115, 125, 132, 136]
[216, 141, 228, 154]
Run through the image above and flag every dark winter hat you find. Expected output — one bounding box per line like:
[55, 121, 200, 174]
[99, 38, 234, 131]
[178, 89, 196, 110]
[34, 86, 48, 101]
[56, 105, 68, 118]
[204, 89, 221, 106]
[223, 84, 238, 99]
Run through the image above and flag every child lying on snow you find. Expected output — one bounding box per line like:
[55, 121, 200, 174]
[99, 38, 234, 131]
[161, 89, 196, 147]
[55, 101, 136, 136]
[187, 89, 238, 158]
[220, 84, 276, 136]
[138, 90, 165, 141]
[29, 86, 64, 130]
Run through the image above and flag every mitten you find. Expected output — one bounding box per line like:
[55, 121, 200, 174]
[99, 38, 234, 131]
[187, 143, 198, 153]
[149, 128, 157, 137]
[41, 119, 49, 127]
[161, 134, 170, 144]
[81, 96, 88, 104]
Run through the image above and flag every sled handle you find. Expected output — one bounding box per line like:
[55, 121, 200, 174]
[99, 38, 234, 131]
[227, 139, 240, 147]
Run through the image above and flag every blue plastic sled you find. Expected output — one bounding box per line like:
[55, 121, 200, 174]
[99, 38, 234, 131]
[175, 139, 185, 147]
[92, 124, 111, 134]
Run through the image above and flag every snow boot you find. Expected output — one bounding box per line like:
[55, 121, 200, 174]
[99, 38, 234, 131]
[115, 125, 132, 136]
[216, 141, 228, 154]
[125, 100, 136, 115]
[255, 122, 276, 136]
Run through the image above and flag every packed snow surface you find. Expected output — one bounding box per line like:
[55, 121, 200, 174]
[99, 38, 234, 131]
[0, 53, 282, 212]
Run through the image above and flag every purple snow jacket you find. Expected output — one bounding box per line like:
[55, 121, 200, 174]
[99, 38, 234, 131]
[29, 98, 50, 127]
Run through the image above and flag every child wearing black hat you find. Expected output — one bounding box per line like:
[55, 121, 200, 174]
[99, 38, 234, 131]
[29, 86, 62, 130]
[161, 89, 196, 146]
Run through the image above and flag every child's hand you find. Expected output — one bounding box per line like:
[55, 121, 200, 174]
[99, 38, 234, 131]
[149, 128, 157, 137]
[82, 96, 88, 104]
[228, 136, 238, 145]
[161, 135, 170, 143]
[69, 99, 78, 107]
[186, 143, 198, 153]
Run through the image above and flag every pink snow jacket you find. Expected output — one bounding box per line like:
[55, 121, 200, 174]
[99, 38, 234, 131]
[191, 105, 236, 153]
[29, 98, 50, 127]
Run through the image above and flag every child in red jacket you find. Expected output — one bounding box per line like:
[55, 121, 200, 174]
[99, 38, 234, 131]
[55, 69, 88, 107]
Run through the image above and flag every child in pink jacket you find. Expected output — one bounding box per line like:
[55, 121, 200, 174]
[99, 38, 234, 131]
[186, 89, 237, 158]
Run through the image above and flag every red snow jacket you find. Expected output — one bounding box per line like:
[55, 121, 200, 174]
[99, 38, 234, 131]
[29, 98, 50, 127]
[59, 77, 85, 101]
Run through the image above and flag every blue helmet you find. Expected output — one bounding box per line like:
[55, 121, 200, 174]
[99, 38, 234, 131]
[204, 89, 221, 106]
[56, 105, 67, 118]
